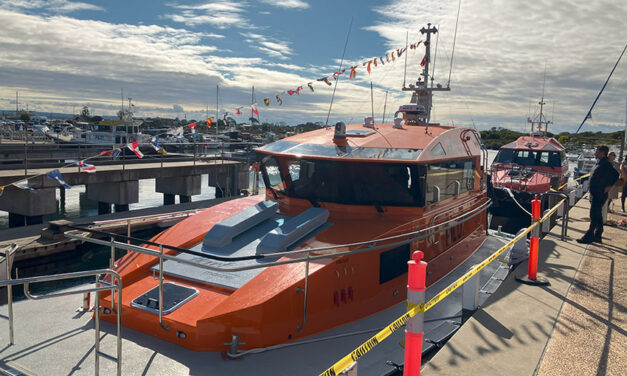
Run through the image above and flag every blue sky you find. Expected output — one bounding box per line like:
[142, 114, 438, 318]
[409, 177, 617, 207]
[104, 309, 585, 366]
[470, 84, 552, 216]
[0, 0, 625, 133]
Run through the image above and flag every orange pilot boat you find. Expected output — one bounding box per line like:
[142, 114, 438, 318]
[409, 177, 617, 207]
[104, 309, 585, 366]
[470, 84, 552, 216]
[489, 97, 569, 216]
[96, 24, 491, 354]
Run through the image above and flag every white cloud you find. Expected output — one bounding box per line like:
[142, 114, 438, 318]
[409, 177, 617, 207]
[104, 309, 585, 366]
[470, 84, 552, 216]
[259, 0, 309, 9]
[165, 1, 248, 28]
[0, 0, 104, 14]
[241, 32, 293, 60]
[363, 0, 627, 132]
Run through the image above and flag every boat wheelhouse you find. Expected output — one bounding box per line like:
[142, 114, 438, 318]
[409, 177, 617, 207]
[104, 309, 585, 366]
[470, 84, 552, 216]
[94, 24, 491, 354]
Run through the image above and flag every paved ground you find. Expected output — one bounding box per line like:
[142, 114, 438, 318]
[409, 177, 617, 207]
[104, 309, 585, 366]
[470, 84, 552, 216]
[422, 195, 626, 376]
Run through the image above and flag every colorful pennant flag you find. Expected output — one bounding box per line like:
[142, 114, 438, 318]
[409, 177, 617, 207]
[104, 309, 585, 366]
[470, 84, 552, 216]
[113, 148, 122, 159]
[206, 117, 214, 128]
[264, 98, 270, 106]
[307, 82, 314, 92]
[251, 103, 259, 115]
[391, 51, 396, 61]
[0, 186, 4, 197]
[373, 58, 378, 67]
[99, 150, 114, 156]
[127, 141, 144, 159]
[236, 108, 241, 115]
[420, 55, 426, 67]
[46, 169, 71, 189]
[296, 86, 303, 95]
[77, 160, 96, 173]
[188, 122, 197, 134]
[287, 90, 295, 96]
[151, 136, 167, 155]
[318, 76, 332, 86]
[276, 95, 282, 105]
[12, 179, 36, 191]
[349, 66, 357, 79]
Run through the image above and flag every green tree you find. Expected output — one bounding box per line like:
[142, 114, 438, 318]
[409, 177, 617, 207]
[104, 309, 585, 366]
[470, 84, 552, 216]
[19, 111, 30, 122]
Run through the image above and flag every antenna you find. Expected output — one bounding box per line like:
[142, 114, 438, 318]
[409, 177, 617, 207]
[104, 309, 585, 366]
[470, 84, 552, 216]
[370, 82, 375, 122]
[403, 31, 409, 88]
[382, 90, 388, 124]
[325, 17, 353, 128]
[431, 24, 440, 89]
[447, 0, 462, 88]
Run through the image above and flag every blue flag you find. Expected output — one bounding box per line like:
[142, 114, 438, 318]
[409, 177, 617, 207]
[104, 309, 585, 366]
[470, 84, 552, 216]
[46, 169, 71, 189]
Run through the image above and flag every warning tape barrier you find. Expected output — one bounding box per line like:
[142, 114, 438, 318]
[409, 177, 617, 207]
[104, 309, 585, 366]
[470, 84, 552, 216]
[320, 196, 569, 376]
[552, 173, 590, 192]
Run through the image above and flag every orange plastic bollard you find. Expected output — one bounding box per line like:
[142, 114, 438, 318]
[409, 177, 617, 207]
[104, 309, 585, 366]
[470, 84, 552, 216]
[404, 251, 427, 376]
[516, 195, 549, 285]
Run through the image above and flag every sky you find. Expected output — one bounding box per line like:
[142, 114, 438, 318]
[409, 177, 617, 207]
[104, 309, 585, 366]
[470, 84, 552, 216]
[0, 0, 625, 133]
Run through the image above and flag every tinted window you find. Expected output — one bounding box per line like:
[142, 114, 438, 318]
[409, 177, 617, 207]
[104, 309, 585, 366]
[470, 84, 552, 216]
[426, 158, 475, 204]
[495, 149, 562, 167]
[263, 157, 426, 206]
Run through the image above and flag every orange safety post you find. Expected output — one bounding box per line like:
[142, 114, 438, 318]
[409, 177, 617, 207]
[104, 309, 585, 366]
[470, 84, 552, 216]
[404, 251, 427, 376]
[516, 195, 549, 285]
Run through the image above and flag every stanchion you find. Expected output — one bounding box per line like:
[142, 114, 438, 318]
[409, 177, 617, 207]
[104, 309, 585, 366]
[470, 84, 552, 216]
[516, 195, 549, 285]
[404, 251, 426, 376]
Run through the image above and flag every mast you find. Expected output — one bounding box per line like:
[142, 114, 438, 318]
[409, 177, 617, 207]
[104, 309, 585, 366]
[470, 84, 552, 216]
[620, 96, 626, 161]
[216, 85, 219, 136]
[400, 23, 450, 128]
[527, 97, 551, 137]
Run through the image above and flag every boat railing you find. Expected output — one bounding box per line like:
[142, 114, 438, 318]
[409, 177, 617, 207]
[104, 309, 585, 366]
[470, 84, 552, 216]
[0, 243, 122, 376]
[321, 192, 572, 376]
[64, 198, 492, 335]
[428, 195, 486, 245]
[490, 164, 565, 192]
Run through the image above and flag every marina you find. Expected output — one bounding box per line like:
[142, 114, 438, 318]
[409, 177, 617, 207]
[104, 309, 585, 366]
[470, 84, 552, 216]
[0, 2, 626, 375]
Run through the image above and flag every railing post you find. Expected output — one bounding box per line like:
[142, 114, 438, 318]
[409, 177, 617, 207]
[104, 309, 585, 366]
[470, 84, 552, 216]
[5, 247, 14, 345]
[404, 251, 426, 376]
[94, 274, 101, 376]
[516, 195, 549, 285]
[462, 264, 480, 314]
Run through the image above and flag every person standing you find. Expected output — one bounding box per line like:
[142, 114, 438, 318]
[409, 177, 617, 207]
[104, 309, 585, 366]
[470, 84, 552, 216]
[607, 152, 620, 212]
[620, 157, 627, 212]
[577, 146, 619, 244]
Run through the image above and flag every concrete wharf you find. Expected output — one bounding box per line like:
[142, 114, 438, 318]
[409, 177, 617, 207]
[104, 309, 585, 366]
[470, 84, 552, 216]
[0, 158, 250, 228]
[422, 196, 626, 376]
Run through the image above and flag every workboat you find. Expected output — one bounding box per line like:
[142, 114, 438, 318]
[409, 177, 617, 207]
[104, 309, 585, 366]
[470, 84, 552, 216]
[95, 24, 490, 356]
[489, 97, 568, 215]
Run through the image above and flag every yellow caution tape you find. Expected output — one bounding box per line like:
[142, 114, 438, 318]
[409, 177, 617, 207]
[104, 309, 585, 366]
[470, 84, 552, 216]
[551, 173, 590, 192]
[321, 194, 567, 375]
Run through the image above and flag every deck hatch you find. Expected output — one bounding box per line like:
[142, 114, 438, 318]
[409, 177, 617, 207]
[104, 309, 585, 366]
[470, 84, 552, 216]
[379, 244, 411, 284]
[131, 282, 198, 315]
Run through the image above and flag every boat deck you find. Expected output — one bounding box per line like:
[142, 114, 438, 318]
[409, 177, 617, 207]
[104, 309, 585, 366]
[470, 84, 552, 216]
[0, 235, 511, 375]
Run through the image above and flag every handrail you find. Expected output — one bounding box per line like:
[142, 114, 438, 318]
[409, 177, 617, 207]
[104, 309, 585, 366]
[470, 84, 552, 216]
[0, 266, 122, 376]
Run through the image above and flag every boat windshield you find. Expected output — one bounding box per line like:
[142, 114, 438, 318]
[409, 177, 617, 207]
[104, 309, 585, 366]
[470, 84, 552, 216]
[494, 149, 564, 167]
[260, 155, 426, 207]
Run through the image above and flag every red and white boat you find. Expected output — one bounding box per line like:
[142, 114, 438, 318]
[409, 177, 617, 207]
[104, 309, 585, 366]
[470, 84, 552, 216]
[489, 97, 569, 215]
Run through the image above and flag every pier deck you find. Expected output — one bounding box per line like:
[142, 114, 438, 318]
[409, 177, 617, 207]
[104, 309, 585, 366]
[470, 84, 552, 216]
[422, 195, 626, 375]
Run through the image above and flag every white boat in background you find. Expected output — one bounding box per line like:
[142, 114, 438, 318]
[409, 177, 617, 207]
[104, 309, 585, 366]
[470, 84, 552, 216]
[574, 149, 595, 181]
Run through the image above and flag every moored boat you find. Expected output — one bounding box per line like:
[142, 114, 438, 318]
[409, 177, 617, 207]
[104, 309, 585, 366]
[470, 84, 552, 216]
[95, 24, 491, 356]
[489, 97, 569, 216]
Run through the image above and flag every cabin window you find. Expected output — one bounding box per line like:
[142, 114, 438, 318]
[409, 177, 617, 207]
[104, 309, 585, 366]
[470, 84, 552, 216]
[262, 157, 426, 206]
[425, 158, 475, 204]
[379, 244, 411, 284]
[431, 142, 446, 156]
[494, 149, 562, 167]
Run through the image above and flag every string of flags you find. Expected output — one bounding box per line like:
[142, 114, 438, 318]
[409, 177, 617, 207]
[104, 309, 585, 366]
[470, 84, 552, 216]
[197, 38, 426, 125]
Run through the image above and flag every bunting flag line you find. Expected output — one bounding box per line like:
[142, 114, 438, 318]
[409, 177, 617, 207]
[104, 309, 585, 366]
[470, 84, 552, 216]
[12, 179, 37, 191]
[46, 169, 71, 189]
[188, 122, 197, 134]
[77, 160, 96, 173]
[264, 98, 270, 106]
[251, 103, 259, 116]
[151, 136, 167, 155]
[276, 95, 282, 105]
[206, 117, 214, 128]
[127, 141, 144, 159]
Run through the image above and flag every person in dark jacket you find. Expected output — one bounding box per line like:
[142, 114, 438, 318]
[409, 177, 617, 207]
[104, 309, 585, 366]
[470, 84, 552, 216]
[577, 145, 619, 244]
